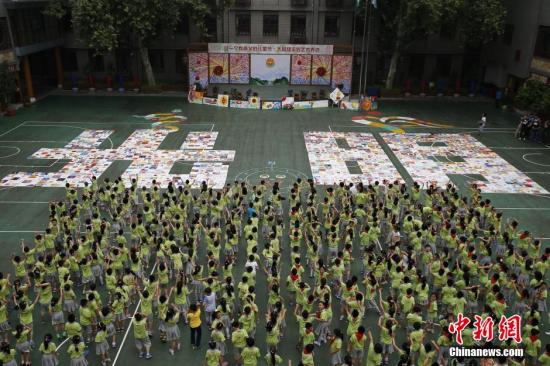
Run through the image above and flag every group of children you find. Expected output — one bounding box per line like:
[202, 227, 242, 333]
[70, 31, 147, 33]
[0, 175, 548, 366]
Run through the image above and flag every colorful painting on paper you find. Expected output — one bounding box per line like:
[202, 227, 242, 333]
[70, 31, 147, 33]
[209, 53, 229, 84]
[229, 54, 250, 84]
[291, 55, 311, 85]
[262, 101, 282, 110]
[188, 53, 209, 88]
[311, 55, 332, 85]
[250, 54, 290, 85]
[331, 55, 352, 93]
[217, 94, 229, 108]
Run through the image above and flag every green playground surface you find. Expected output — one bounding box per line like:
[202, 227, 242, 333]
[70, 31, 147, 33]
[0, 95, 548, 365]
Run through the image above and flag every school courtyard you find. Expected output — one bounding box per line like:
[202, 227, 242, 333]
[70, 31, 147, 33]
[0, 95, 548, 365]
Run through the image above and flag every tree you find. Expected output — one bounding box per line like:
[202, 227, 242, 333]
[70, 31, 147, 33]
[46, 0, 214, 86]
[376, 0, 505, 89]
[0, 62, 15, 110]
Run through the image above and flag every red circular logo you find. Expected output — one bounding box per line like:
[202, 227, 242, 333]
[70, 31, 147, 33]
[316, 67, 327, 77]
[213, 65, 224, 76]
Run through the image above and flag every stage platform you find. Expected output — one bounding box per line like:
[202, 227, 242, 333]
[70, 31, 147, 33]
[202, 83, 333, 100]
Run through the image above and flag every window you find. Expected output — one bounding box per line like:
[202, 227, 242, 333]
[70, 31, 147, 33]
[503, 24, 514, 45]
[236, 13, 251, 36]
[205, 15, 217, 38]
[263, 13, 278, 37]
[534, 26, 550, 59]
[176, 14, 189, 34]
[291, 14, 306, 36]
[175, 50, 185, 73]
[62, 48, 78, 72]
[324, 15, 339, 37]
[149, 50, 164, 72]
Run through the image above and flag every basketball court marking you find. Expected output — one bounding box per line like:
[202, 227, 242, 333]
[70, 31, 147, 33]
[0, 146, 21, 159]
[523, 153, 550, 167]
[0, 122, 26, 138]
[233, 166, 310, 191]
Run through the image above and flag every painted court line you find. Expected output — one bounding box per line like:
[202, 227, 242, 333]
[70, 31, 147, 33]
[523, 153, 550, 167]
[0, 122, 25, 138]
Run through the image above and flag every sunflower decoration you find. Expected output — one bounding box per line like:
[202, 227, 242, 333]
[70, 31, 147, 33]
[213, 65, 224, 76]
[315, 67, 327, 77]
[251, 97, 258, 104]
[266, 57, 275, 67]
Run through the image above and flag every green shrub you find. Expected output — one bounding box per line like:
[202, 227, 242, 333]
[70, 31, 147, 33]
[515, 79, 550, 116]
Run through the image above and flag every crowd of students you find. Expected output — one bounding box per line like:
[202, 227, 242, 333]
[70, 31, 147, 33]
[0, 176, 548, 366]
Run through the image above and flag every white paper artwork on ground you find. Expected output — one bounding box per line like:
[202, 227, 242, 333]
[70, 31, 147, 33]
[180, 132, 218, 150]
[304, 132, 403, 185]
[0, 129, 235, 189]
[382, 133, 549, 194]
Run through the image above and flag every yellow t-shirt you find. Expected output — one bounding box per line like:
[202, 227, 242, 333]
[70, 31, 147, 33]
[187, 309, 201, 328]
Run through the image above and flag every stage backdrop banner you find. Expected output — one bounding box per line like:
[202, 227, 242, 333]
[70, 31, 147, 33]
[209, 53, 229, 84]
[230, 54, 250, 84]
[311, 55, 332, 85]
[188, 53, 209, 88]
[209, 43, 333, 55]
[291, 55, 312, 85]
[250, 54, 290, 86]
[331, 55, 352, 93]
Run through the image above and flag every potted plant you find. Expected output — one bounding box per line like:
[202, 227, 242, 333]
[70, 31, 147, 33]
[84, 63, 95, 91]
[105, 62, 115, 92]
[0, 62, 15, 114]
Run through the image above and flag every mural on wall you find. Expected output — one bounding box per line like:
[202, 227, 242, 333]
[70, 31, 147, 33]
[188, 53, 209, 89]
[290, 55, 312, 85]
[209, 53, 229, 84]
[311, 55, 332, 85]
[331, 55, 353, 93]
[229, 54, 250, 84]
[250, 54, 290, 85]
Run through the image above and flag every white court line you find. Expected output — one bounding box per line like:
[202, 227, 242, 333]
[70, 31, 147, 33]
[0, 122, 25, 138]
[112, 262, 158, 366]
[56, 336, 70, 351]
[523, 153, 550, 167]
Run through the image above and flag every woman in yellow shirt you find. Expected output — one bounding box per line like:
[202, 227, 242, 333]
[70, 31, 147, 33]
[39, 334, 58, 366]
[67, 335, 88, 366]
[187, 303, 202, 349]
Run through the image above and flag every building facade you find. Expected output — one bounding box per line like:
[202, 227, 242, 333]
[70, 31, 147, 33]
[482, 0, 550, 92]
[1, 0, 547, 101]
